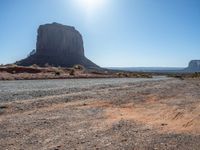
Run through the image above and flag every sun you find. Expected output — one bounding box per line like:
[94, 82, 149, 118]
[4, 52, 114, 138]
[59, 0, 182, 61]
[76, 0, 106, 9]
[74, 0, 107, 17]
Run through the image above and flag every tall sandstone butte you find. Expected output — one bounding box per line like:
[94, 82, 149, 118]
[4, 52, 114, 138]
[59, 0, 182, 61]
[185, 60, 200, 72]
[17, 23, 99, 68]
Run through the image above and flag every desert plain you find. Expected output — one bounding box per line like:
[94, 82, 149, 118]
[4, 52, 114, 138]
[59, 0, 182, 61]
[0, 77, 200, 150]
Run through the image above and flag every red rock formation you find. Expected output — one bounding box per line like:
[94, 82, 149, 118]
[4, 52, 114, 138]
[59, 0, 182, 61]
[17, 23, 99, 68]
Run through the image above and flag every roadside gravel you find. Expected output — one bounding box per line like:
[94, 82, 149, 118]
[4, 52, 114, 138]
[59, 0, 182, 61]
[0, 77, 167, 102]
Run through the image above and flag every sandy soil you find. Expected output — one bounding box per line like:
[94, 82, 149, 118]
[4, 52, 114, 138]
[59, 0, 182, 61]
[0, 78, 200, 150]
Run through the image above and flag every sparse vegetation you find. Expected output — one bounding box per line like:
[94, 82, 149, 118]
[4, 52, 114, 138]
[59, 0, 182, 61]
[73, 64, 85, 70]
[169, 72, 200, 79]
[0, 65, 154, 80]
[69, 69, 75, 76]
[31, 64, 39, 68]
[6, 64, 18, 67]
[116, 72, 152, 78]
[116, 72, 128, 77]
[192, 72, 200, 78]
[55, 71, 61, 76]
[0, 105, 8, 109]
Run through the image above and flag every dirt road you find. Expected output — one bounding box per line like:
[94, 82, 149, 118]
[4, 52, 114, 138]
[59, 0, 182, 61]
[0, 77, 166, 102]
[0, 77, 200, 150]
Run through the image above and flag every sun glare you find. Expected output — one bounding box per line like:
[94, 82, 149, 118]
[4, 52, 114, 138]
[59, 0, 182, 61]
[74, 0, 107, 17]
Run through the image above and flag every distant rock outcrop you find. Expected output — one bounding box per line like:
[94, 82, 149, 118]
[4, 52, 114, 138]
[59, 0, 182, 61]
[17, 22, 99, 68]
[185, 60, 200, 72]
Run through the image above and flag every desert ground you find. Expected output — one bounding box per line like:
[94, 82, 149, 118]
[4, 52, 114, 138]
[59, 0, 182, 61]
[0, 77, 200, 150]
[0, 65, 152, 80]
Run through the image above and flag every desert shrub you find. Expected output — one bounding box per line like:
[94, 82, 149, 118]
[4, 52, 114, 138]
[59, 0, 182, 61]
[116, 72, 122, 77]
[140, 74, 152, 78]
[31, 64, 39, 68]
[116, 72, 152, 78]
[73, 64, 85, 70]
[124, 73, 129, 77]
[6, 64, 18, 67]
[69, 69, 75, 76]
[51, 67, 64, 75]
[0, 104, 8, 109]
[116, 72, 127, 77]
[173, 75, 184, 80]
[192, 72, 200, 78]
[55, 71, 61, 76]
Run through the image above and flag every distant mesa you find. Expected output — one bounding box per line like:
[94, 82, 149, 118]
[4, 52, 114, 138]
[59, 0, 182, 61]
[185, 60, 200, 72]
[16, 22, 99, 68]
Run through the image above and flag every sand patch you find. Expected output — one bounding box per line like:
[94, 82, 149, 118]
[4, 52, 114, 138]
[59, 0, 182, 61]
[80, 99, 200, 134]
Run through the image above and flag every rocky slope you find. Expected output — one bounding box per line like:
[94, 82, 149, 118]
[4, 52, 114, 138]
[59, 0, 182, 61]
[17, 23, 99, 68]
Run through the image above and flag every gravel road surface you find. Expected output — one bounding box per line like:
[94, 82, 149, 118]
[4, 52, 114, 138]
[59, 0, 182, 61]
[0, 77, 167, 102]
[1, 77, 199, 150]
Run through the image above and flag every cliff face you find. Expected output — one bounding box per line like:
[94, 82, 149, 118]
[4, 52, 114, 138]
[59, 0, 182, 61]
[17, 23, 99, 68]
[36, 23, 84, 58]
[185, 60, 200, 72]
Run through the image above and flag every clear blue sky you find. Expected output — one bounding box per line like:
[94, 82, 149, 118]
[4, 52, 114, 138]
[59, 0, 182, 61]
[0, 0, 199, 67]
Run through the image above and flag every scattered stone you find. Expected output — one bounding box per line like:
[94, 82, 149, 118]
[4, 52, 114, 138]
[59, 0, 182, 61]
[161, 123, 168, 126]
